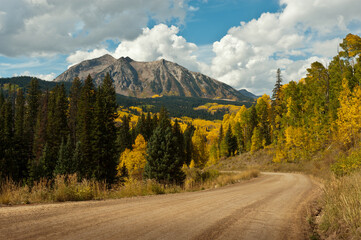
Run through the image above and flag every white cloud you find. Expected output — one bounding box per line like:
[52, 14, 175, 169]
[114, 24, 200, 71]
[66, 48, 111, 67]
[189, 6, 199, 11]
[0, 0, 189, 56]
[67, 24, 203, 72]
[204, 0, 361, 94]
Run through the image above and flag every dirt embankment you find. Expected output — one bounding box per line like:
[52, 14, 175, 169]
[0, 172, 317, 240]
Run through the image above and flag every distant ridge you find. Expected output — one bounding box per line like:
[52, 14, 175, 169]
[54, 55, 252, 101]
[238, 89, 260, 99]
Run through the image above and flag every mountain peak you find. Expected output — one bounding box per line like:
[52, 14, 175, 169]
[118, 56, 133, 62]
[98, 54, 115, 61]
[54, 56, 252, 101]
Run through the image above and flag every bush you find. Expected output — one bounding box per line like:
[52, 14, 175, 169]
[331, 149, 361, 176]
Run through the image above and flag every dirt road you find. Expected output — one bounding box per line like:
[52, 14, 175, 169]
[0, 172, 317, 240]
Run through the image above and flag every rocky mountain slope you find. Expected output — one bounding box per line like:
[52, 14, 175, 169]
[54, 54, 250, 101]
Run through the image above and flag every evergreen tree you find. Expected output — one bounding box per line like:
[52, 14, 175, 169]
[144, 108, 185, 184]
[0, 99, 16, 179]
[72, 141, 81, 175]
[183, 123, 195, 166]
[117, 115, 132, 153]
[225, 124, 238, 156]
[135, 113, 146, 138]
[173, 119, 185, 163]
[28, 143, 48, 183]
[24, 79, 40, 161]
[93, 73, 118, 183]
[45, 84, 69, 177]
[272, 68, 283, 102]
[68, 77, 82, 145]
[32, 91, 49, 161]
[54, 135, 74, 175]
[144, 112, 154, 141]
[14, 89, 25, 138]
[14, 89, 28, 180]
[76, 74, 96, 179]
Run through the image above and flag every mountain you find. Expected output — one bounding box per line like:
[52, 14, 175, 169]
[54, 55, 251, 101]
[238, 89, 260, 99]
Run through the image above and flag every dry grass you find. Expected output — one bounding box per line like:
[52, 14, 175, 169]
[0, 169, 259, 205]
[319, 171, 361, 239]
[183, 168, 260, 191]
[0, 174, 108, 205]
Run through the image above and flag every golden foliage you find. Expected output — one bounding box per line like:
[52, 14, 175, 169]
[117, 134, 147, 180]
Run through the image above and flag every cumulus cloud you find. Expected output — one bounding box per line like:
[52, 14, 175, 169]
[67, 24, 204, 72]
[0, 0, 188, 56]
[114, 24, 200, 71]
[205, 0, 361, 94]
[66, 48, 111, 67]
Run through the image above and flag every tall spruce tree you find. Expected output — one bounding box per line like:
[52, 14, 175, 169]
[173, 119, 185, 163]
[117, 115, 132, 153]
[144, 108, 185, 184]
[24, 79, 40, 161]
[14, 89, 27, 180]
[93, 73, 118, 183]
[68, 77, 82, 146]
[54, 135, 74, 176]
[272, 68, 283, 102]
[77, 74, 96, 179]
[183, 123, 195, 166]
[225, 124, 238, 156]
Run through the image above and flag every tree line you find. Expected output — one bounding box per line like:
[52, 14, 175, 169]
[0, 73, 189, 185]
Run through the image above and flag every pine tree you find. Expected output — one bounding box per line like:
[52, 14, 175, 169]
[144, 112, 154, 141]
[24, 79, 41, 161]
[68, 77, 82, 146]
[45, 84, 69, 177]
[28, 143, 48, 182]
[72, 141, 81, 175]
[117, 115, 132, 153]
[33, 91, 49, 161]
[135, 113, 146, 138]
[14, 89, 27, 180]
[272, 68, 283, 102]
[54, 135, 74, 176]
[14, 89, 25, 138]
[225, 124, 238, 156]
[0, 99, 16, 179]
[76, 74, 96, 179]
[183, 123, 195, 166]
[93, 73, 118, 183]
[173, 119, 185, 164]
[144, 108, 185, 184]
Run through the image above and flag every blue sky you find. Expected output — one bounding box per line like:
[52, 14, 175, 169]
[1, 0, 360, 94]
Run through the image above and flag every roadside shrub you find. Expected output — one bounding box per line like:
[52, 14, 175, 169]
[331, 149, 361, 176]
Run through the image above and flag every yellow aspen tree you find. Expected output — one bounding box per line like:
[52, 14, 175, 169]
[250, 127, 262, 154]
[117, 134, 147, 180]
[192, 127, 209, 168]
[336, 79, 361, 148]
